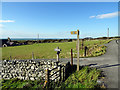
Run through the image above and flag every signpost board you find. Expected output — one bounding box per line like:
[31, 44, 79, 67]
[54, 47, 61, 62]
[54, 48, 61, 52]
[71, 30, 80, 71]
[71, 31, 77, 34]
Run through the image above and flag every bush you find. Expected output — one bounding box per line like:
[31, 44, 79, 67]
[68, 39, 72, 42]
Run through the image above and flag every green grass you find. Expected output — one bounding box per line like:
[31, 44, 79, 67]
[1, 78, 44, 89]
[1, 39, 112, 60]
[59, 66, 101, 88]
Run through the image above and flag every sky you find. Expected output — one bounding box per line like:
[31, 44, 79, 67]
[1, 0, 120, 2]
[0, 2, 118, 39]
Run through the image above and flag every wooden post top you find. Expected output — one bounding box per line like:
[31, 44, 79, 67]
[77, 29, 79, 35]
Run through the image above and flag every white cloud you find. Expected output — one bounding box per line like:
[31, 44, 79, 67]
[0, 20, 15, 23]
[89, 11, 118, 19]
[89, 16, 95, 18]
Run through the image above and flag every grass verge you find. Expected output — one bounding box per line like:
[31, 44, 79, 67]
[59, 66, 102, 88]
[1, 78, 44, 89]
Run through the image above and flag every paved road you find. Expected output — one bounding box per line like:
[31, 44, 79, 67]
[59, 40, 119, 88]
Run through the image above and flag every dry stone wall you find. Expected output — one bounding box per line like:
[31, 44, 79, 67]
[1, 60, 68, 81]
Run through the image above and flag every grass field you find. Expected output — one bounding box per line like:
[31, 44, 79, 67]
[1, 39, 112, 60]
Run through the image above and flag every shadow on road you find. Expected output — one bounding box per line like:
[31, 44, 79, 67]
[85, 63, 120, 69]
[96, 64, 120, 69]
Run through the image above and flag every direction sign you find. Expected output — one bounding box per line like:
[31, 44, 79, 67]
[71, 31, 77, 34]
[54, 48, 61, 52]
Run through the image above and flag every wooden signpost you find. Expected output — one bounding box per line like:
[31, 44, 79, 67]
[71, 30, 80, 71]
[54, 47, 61, 62]
[71, 49, 73, 66]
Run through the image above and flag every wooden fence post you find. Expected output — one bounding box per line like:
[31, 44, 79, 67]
[46, 68, 49, 88]
[62, 67, 65, 82]
[32, 52, 34, 60]
[84, 46, 87, 57]
[57, 53, 59, 62]
[10, 55, 12, 60]
[59, 65, 61, 81]
[71, 49, 73, 66]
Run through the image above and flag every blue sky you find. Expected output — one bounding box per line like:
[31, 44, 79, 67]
[2, 0, 119, 2]
[0, 2, 118, 39]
